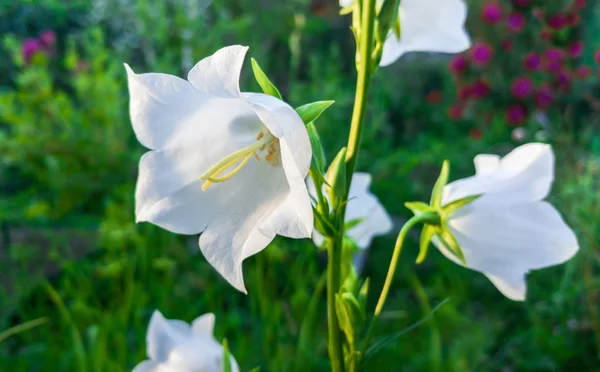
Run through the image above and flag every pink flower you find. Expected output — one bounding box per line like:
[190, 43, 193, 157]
[574, 66, 592, 79]
[448, 104, 464, 120]
[505, 104, 527, 126]
[556, 69, 571, 87]
[471, 80, 490, 99]
[547, 13, 567, 30]
[594, 49, 600, 64]
[535, 85, 554, 109]
[523, 52, 541, 70]
[457, 86, 472, 100]
[449, 55, 468, 74]
[568, 41, 584, 58]
[21, 38, 43, 64]
[470, 42, 493, 66]
[507, 12, 526, 33]
[543, 48, 564, 72]
[481, 3, 502, 24]
[511, 77, 533, 99]
[39, 30, 56, 47]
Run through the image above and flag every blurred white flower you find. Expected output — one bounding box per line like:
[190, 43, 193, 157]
[133, 310, 239, 372]
[436, 143, 578, 301]
[308, 172, 393, 251]
[339, 0, 471, 66]
[125, 45, 313, 293]
[511, 127, 528, 142]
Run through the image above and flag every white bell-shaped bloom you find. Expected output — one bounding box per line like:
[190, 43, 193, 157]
[308, 172, 393, 250]
[133, 311, 239, 372]
[126, 45, 313, 293]
[340, 0, 471, 67]
[436, 143, 579, 301]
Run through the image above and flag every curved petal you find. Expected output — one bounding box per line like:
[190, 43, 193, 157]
[443, 143, 554, 206]
[146, 311, 191, 362]
[473, 154, 500, 175]
[132, 360, 176, 372]
[380, 0, 470, 67]
[243, 92, 313, 238]
[197, 162, 290, 293]
[187, 45, 248, 99]
[436, 201, 578, 300]
[339, 0, 353, 7]
[345, 173, 393, 249]
[191, 313, 215, 337]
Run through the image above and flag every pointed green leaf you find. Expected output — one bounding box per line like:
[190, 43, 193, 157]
[335, 294, 355, 347]
[295, 100, 335, 126]
[342, 292, 365, 323]
[312, 206, 335, 237]
[377, 0, 400, 43]
[416, 224, 437, 264]
[430, 160, 450, 208]
[438, 227, 466, 266]
[404, 201, 434, 216]
[442, 194, 482, 216]
[325, 147, 347, 205]
[306, 122, 326, 173]
[344, 217, 365, 230]
[251, 58, 281, 100]
[392, 17, 401, 39]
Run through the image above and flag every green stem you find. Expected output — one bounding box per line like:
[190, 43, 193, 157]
[360, 215, 424, 354]
[345, 0, 376, 187]
[327, 235, 345, 372]
[0, 317, 48, 344]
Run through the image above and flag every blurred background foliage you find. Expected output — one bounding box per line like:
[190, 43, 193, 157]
[0, 0, 599, 370]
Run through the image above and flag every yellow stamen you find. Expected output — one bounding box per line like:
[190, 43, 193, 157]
[207, 153, 254, 183]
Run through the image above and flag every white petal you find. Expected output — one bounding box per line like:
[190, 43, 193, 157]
[198, 162, 290, 293]
[146, 311, 191, 362]
[339, 0, 353, 7]
[380, 0, 470, 66]
[436, 201, 578, 300]
[187, 45, 248, 99]
[191, 313, 215, 337]
[473, 154, 500, 175]
[345, 173, 393, 249]
[132, 360, 176, 372]
[443, 143, 554, 206]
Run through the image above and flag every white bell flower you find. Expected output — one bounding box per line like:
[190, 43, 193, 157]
[133, 310, 239, 372]
[309, 172, 393, 251]
[436, 143, 579, 301]
[125, 45, 313, 293]
[340, 0, 471, 67]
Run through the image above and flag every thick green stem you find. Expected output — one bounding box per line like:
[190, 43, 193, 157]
[360, 215, 424, 353]
[326, 0, 376, 370]
[345, 0, 376, 187]
[327, 235, 345, 372]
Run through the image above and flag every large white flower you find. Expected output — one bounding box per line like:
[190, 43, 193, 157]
[340, 0, 471, 67]
[133, 310, 239, 372]
[308, 172, 393, 250]
[125, 45, 313, 293]
[436, 143, 579, 301]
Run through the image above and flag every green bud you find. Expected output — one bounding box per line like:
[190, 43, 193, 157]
[222, 339, 232, 372]
[251, 58, 282, 100]
[325, 147, 347, 205]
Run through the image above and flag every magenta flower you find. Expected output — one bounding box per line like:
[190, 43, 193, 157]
[568, 42, 584, 58]
[481, 3, 502, 24]
[574, 66, 592, 79]
[471, 80, 490, 99]
[535, 85, 554, 110]
[594, 49, 600, 64]
[547, 14, 567, 30]
[511, 77, 533, 99]
[470, 42, 493, 66]
[507, 12, 526, 33]
[545, 48, 565, 61]
[21, 38, 43, 64]
[449, 55, 468, 74]
[39, 30, 56, 47]
[523, 53, 540, 70]
[543, 48, 564, 72]
[505, 104, 527, 126]
[556, 69, 571, 87]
